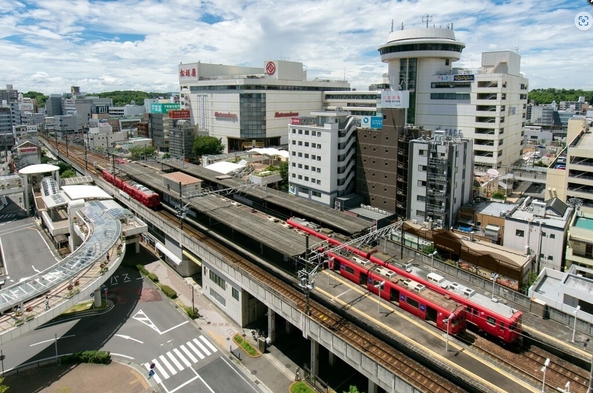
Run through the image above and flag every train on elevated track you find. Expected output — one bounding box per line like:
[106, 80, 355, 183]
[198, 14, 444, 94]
[287, 217, 523, 345]
[95, 164, 160, 208]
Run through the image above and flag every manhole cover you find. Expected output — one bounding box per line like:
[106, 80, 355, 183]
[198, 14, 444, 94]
[285, 364, 291, 368]
[251, 370, 258, 375]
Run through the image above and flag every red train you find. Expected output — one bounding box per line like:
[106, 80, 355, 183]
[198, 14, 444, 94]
[101, 169, 160, 208]
[329, 251, 466, 335]
[287, 217, 522, 345]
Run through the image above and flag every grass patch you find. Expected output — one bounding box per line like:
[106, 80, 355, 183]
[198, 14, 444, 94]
[233, 334, 260, 357]
[63, 300, 94, 313]
[291, 381, 315, 393]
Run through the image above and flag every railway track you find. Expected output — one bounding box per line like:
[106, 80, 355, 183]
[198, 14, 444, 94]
[467, 334, 590, 392]
[155, 209, 465, 393]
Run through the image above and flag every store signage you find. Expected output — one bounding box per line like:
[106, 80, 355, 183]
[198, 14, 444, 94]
[453, 74, 475, 82]
[150, 103, 181, 114]
[179, 68, 197, 78]
[291, 118, 302, 125]
[168, 110, 191, 119]
[275, 112, 298, 118]
[19, 147, 38, 154]
[265, 61, 276, 75]
[214, 112, 238, 122]
[361, 116, 383, 129]
[381, 91, 410, 109]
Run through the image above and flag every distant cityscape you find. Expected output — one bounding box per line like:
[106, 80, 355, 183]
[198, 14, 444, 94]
[1, 24, 593, 299]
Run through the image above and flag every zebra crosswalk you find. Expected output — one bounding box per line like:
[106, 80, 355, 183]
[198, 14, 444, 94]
[143, 335, 218, 384]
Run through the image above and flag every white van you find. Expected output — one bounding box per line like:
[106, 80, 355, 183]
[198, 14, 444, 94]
[427, 273, 445, 286]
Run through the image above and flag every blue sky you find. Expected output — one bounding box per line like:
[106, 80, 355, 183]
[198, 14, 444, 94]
[0, 0, 590, 94]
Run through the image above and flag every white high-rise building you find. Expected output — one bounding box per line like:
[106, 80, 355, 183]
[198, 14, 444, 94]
[379, 26, 529, 170]
[407, 132, 474, 228]
[288, 110, 357, 207]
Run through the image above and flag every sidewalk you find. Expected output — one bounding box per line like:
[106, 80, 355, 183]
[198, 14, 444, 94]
[144, 259, 296, 393]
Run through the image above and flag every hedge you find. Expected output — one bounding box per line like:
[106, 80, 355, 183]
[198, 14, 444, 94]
[184, 306, 200, 319]
[136, 264, 149, 275]
[160, 284, 177, 299]
[62, 350, 111, 364]
[148, 273, 159, 282]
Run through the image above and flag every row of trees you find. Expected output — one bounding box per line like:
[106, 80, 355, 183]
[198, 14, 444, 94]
[22, 90, 169, 107]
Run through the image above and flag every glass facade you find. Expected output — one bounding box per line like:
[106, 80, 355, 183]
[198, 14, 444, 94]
[379, 42, 464, 56]
[400, 58, 417, 124]
[240, 93, 266, 139]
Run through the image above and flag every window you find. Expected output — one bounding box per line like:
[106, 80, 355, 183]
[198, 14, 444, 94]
[292, 151, 296, 156]
[304, 165, 309, 170]
[298, 141, 302, 146]
[547, 255, 554, 261]
[316, 168, 321, 173]
[298, 175, 302, 179]
[550, 234, 555, 239]
[291, 173, 295, 178]
[311, 131, 316, 136]
[304, 142, 309, 147]
[298, 130, 302, 134]
[417, 180, 426, 187]
[298, 152, 302, 157]
[292, 140, 296, 145]
[317, 156, 321, 161]
[516, 229, 525, 237]
[210, 288, 226, 306]
[291, 163, 296, 167]
[487, 316, 496, 326]
[232, 287, 239, 300]
[304, 176, 309, 181]
[317, 144, 322, 149]
[317, 180, 321, 184]
[312, 191, 321, 197]
[292, 129, 296, 134]
[344, 265, 355, 275]
[298, 164, 302, 168]
[542, 232, 546, 237]
[406, 297, 419, 309]
[311, 143, 316, 148]
[305, 130, 309, 135]
[312, 155, 316, 160]
[209, 270, 226, 290]
[305, 154, 309, 158]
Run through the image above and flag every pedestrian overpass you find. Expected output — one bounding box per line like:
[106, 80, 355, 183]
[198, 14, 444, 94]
[0, 201, 129, 345]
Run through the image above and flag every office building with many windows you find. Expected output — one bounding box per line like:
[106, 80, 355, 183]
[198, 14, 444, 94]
[379, 26, 528, 170]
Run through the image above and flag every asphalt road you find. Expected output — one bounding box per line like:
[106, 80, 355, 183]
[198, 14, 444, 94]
[2, 264, 260, 393]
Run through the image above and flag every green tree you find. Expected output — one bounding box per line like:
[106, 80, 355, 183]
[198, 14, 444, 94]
[279, 161, 288, 182]
[56, 161, 73, 175]
[344, 386, 364, 393]
[0, 377, 8, 393]
[23, 91, 48, 107]
[61, 169, 77, 178]
[193, 136, 225, 163]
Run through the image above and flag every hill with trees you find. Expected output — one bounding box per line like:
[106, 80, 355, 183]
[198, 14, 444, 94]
[527, 88, 593, 105]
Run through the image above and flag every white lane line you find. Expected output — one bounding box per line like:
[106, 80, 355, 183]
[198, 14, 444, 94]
[173, 348, 191, 367]
[114, 334, 144, 344]
[166, 351, 184, 371]
[196, 372, 215, 393]
[335, 289, 352, 299]
[111, 353, 134, 360]
[186, 341, 205, 360]
[199, 336, 218, 353]
[169, 368, 200, 393]
[160, 320, 189, 335]
[180, 344, 198, 364]
[151, 358, 169, 380]
[30, 335, 76, 347]
[220, 356, 260, 392]
[159, 354, 177, 376]
[193, 338, 211, 357]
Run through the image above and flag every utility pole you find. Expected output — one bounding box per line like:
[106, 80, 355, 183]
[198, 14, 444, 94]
[178, 181, 184, 230]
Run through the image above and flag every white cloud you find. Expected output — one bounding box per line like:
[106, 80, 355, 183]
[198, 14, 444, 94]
[0, 0, 589, 94]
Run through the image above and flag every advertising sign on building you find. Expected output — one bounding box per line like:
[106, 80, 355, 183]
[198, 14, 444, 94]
[361, 116, 383, 129]
[214, 112, 238, 122]
[179, 63, 199, 82]
[381, 91, 410, 109]
[18, 147, 38, 155]
[291, 118, 302, 125]
[453, 74, 475, 82]
[168, 110, 191, 119]
[150, 103, 181, 114]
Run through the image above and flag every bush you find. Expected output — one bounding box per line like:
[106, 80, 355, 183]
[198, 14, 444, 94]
[233, 334, 259, 357]
[291, 381, 315, 393]
[136, 264, 149, 275]
[62, 350, 111, 364]
[148, 273, 159, 283]
[160, 284, 177, 299]
[184, 306, 200, 319]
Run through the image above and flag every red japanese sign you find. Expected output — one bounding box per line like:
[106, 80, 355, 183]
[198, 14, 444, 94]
[265, 61, 276, 75]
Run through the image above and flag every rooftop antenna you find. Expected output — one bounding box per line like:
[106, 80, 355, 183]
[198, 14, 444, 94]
[391, 19, 393, 33]
[401, 22, 404, 30]
[451, 22, 454, 30]
[422, 14, 433, 28]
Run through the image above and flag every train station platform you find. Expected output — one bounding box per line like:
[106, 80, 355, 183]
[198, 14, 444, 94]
[312, 269, 537, 393]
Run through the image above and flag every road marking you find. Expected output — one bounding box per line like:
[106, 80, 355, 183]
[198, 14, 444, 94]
[31, 265, 40, 273]
[220, 356, 260, 392]
[144, 362, 162, 384]
[196, 372, 215, 393]
[335, 289, 351, 299]
[186, 341, 205, 360]
[180, 344, 198, 363]
[170, 368, 200, 393]
[114, 334, 143, 344]
[159, 354, 177, 376]
[160, 320, 189, 334]
[166, 351, 184, 371]
[199, 335, 218, 353]
[111, 353, 134, 360]
[193, 338, 211, 356]
[173, 348, 191, 367]
[30, 334, 75, 347]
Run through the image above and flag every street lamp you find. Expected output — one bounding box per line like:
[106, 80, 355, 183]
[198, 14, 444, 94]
[541, 358, 550, 393]
[491, 273, 499, 301]
[572, 305, 581, 343]
[430, 251, 438, 272]
[375, 281, 385, 315]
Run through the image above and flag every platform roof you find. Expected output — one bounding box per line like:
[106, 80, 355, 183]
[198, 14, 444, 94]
[61, 185, 113, 201]
[19, 163, 60, 174]
[159, 159, 371, 236]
